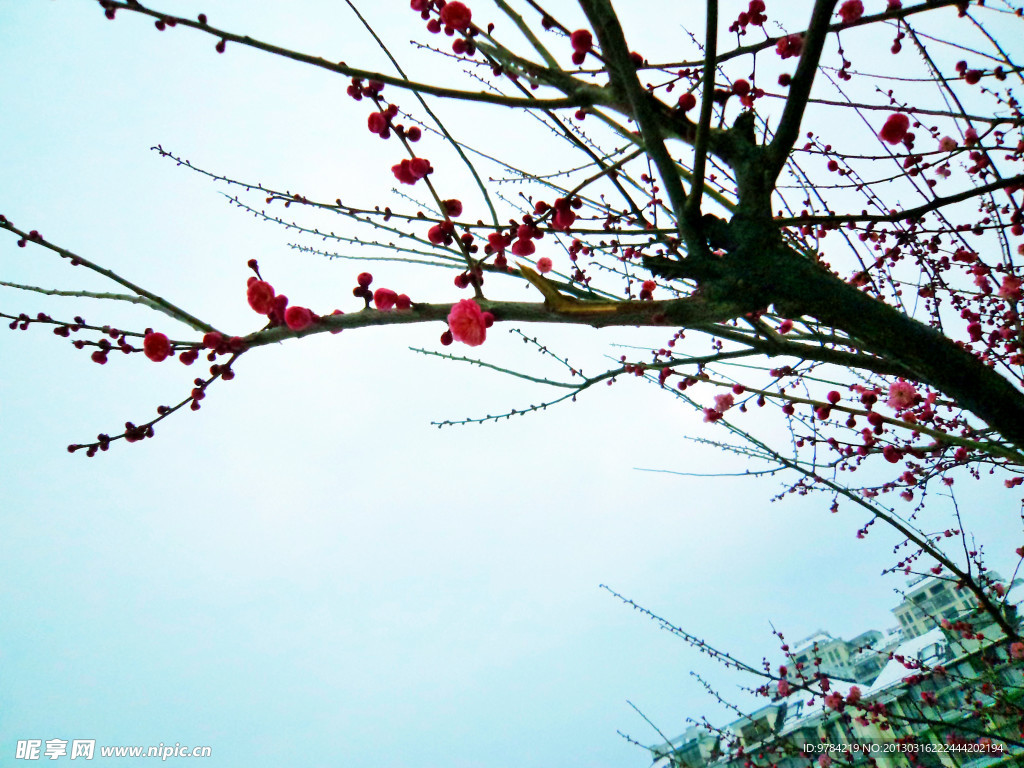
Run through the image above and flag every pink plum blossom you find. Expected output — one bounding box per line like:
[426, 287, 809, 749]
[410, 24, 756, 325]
[447, 298, 488, 346]
[998, 276, 1022, 301]
[887, 381, 918, 410]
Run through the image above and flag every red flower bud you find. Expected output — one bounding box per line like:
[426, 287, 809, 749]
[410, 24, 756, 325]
[511, 238, 535, 257]
[570, 29, 592, 52]
[374, 288, 398, 311]
[143, 332, 172, 362]
[367, 111, 388, 135]
[284, 306, 314, 331]
[247, 280, 276, 314]
[878, 113, 910, 145]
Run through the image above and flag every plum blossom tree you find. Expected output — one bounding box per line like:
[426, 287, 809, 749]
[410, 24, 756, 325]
[3, 0, 1024, 754]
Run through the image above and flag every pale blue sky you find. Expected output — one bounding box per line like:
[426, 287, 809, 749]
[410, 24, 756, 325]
[1, 2, 1019, 767]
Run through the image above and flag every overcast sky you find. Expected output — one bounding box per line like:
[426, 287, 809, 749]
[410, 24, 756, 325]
[1, 2, 1020, 767]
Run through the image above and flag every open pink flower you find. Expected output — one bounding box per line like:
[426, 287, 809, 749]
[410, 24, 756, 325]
[143, 331, 171, 362]
[824, 691, 843, 710]
[391, 157, 432, 185]
[775, 34, 804, 59]
[448, 298, 487, 346]
[439, 1, 472, 31]
[998, 275, 1022, 301]
[887, 381, 918, 410]
[1011, 642, 1024, 659]
[536, 257, 553, 274]
[714, 393, 735, 413]
[838, 0, 863, 24]
[777, 679, 791, 697]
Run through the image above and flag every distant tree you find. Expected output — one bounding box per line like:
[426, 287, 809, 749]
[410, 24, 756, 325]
[4, 0, 1024, 735]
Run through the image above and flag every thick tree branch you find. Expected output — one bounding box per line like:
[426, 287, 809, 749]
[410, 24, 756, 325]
[684, 0, 718, 222]
[578, 0, 692, 238]
[242, 294, 751, 349]
[768, 251, 1024, 452]
[708, 323, 918, 380]
[766, 0, 840, 181]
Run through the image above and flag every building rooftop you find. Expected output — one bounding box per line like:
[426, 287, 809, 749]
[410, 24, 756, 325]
[865, 626, 948, 696]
